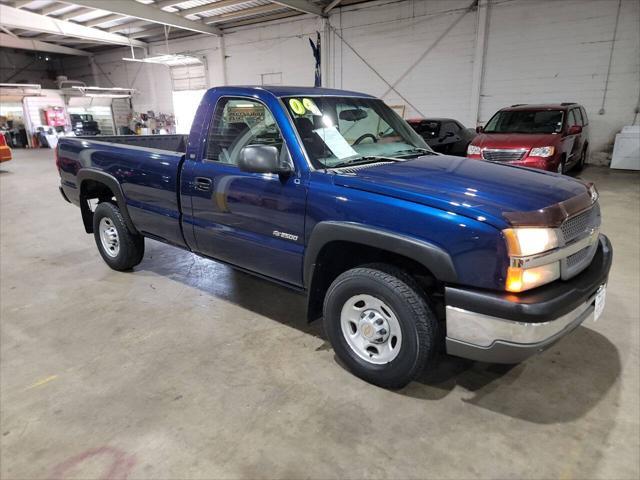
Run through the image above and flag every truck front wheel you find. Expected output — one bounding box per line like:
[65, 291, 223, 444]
[323, 265, 437, 389]
[93, 202, 145, 271]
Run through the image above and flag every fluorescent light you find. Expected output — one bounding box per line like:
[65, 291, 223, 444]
[0, 83, 41, 89]
[68, 86, 136, 98]
[85, 93, 132, 98]
[122, 54, 203, 67]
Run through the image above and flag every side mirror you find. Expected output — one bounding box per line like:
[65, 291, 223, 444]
[476, 125, 484, 133]
[238, 145, 292, 174]
[568, 125, 582, 135]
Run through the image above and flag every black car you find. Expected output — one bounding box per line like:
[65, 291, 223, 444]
[407, 118, 476, 156]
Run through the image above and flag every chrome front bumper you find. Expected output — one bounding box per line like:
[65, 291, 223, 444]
[445, 288, 599, 363]
[445, 234, 612, 364]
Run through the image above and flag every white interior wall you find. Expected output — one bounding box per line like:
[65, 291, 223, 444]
[60, 0, 640, 156]
[61, 49, 172, 114]
[329, 0, 478, 124]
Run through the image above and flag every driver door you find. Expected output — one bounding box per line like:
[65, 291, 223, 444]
[185, 96, 306, 286]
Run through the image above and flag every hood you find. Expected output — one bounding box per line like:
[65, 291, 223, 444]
[474, 132, 560, 150]
[332, 156, 587, 228]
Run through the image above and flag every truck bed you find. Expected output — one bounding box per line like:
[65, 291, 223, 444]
[57, 134, 187, 248]
[74, 134, 188, 153]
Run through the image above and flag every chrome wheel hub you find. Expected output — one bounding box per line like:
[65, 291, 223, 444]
[360, 309, 390, 344]
[99, 217, 120, 258]
[340, 294, 402, 365]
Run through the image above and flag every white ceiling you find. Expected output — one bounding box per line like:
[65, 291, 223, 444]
[0, 0, 364, 55]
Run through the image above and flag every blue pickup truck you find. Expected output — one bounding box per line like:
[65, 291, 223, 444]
[57, 86, 612, 388]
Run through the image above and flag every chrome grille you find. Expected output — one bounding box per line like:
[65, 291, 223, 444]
[561, 203, 601, 243]
[559, 202, 601, 279]
[482, 149, 528, 162]
[567, 246, 591, 267]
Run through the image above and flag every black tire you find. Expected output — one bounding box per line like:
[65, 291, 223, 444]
[93, 202, 144, 271]
[557, 155, 566, 174]
[323, 264, 438, 389]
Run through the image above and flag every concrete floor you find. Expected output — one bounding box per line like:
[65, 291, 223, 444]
[1, 148, 638, 479]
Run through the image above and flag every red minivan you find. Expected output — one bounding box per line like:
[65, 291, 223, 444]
[467, 103, 589, 174]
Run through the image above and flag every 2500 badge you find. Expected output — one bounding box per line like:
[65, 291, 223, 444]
[273, 230, 298, 241]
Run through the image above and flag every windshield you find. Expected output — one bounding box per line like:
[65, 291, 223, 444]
[282, 96, 431, 169]
[484, 110, 564, 134]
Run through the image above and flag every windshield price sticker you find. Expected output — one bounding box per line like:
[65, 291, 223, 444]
[313, 126, 358, 159]
[289, 98, 306, 115]
[302, 98, 321, 116]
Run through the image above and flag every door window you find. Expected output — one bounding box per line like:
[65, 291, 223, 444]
[572, 108, 584, 126]
[580, 106, 589, 125]
[414, 121, 440, 138]
[441, 121, 461, 137]
[567, 109, 577, 127]
[204, 98, 288, 166]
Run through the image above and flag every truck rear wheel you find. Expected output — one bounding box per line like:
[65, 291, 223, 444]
[93, 202, 144, 271]
[323, 264, 437, 389]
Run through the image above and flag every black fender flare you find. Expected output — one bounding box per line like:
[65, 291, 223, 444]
[303, 221, 458, 288]
[77, 169, 138, 234]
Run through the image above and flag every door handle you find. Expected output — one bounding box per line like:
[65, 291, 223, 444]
[194, 177, 212, 191]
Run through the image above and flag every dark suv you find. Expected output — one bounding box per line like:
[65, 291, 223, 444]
[467, 103, 590, 173]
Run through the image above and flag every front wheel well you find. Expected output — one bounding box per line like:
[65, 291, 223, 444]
[306, 241, 444, 322]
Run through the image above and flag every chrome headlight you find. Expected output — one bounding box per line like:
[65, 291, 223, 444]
[503, 227, 559, 257]
[529, 146, 555, 157]
[467, 144, 481, 155]
[503, 227, 561, 292]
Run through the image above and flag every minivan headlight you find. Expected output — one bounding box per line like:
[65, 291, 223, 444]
[467, 144, 481, 155]
[529, 146, 555, 157]
[503, 227, 559, 257]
